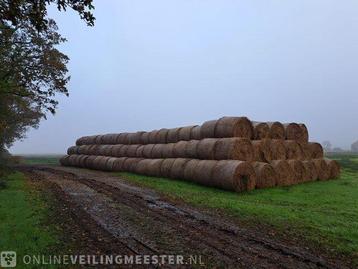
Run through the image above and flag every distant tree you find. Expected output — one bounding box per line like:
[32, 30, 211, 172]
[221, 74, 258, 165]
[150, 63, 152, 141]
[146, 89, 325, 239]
[332, 147, 344, 153]
[322, 141, 332, 152]
[352, 141, 358, 152]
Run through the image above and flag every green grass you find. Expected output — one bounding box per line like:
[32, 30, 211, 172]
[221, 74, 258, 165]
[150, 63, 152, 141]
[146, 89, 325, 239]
[115, 154, 358, 261]
[21, 155, 62, 165]
[0, 172, 59, 268]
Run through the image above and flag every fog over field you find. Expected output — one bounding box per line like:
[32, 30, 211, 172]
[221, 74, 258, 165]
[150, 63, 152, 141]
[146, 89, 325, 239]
[10, 0, 358, 154]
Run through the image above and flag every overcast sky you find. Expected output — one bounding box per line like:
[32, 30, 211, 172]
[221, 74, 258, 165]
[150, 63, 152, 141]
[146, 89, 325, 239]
[10, 0, 358, 154]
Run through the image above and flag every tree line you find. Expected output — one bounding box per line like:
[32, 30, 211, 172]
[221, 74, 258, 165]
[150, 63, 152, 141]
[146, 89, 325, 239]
[0, 0, 95, 174]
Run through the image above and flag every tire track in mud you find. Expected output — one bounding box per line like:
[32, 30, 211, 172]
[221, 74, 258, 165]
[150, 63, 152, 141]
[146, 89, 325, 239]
[20, 165, 349, 269]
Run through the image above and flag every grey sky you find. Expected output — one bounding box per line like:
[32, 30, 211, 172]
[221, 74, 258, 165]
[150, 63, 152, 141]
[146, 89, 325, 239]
[10, 0, 358, 154]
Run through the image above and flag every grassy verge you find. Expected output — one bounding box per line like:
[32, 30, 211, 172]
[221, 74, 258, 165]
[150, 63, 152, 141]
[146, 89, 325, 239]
[0, 172, 60, 268]
[115, 154, 358, 262]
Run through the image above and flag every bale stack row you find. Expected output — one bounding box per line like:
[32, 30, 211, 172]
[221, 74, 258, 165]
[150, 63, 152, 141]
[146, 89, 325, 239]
[61, 116, 340, 193]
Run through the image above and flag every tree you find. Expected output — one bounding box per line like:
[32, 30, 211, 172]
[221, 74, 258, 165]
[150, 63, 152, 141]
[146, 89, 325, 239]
[0, 0, 95, 169]
[322, 141, 332, 152]
[0, 0, 95, 31]
[352, 141, 358, 152]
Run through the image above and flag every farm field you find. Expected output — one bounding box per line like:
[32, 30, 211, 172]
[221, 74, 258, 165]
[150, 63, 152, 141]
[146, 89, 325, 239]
[15, 153, 358, 267]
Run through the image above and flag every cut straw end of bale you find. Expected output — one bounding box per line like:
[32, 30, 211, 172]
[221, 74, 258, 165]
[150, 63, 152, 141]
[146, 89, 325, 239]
[267, 122, 285, 139]
[211, 160, 256, 192]
[251, 122, 270, 140]
[325, 159, 341, 179]
[214, 138, 253, 161]
[313, 159, 331, 181]
[252, 162, 276, 189]
[270, 160, 294, 186]
[215, 117, 254, 139]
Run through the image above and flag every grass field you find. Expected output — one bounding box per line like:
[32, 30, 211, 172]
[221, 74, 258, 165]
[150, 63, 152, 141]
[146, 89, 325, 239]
[0, 172, 60, 268]
[114, 154, 358, 262]
[21, 154, 358, 262]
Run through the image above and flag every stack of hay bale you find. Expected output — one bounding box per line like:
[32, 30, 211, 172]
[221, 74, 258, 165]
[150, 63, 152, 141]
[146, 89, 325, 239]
[60, 116, 340, 193]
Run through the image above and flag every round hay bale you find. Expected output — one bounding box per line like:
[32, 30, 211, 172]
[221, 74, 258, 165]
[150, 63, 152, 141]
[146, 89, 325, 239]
[302, 160, 318, 182]
[140, 132, 150, 144]
[215, 117, 254, 139]
[91, 156, 103, 170]
[157, 129, 169, 144]
[118, 145, 129, 157]
[67, 155, 77, 166]
[103, 145, 115, 156]
[325, 159, 340, 179]
[96, 156, 110, 171]
[151, 144, 164, 158]
[60, 155, 70, 166]
[94, 135, 103, 144]
[148, 130, 160, 144]
[269, 139, 287, 160]
[197, 139, 217, 159]
[287, 160, 305, 184]
[211, 160, 256, 192]
[252, 162, 276, 189]
[267, 122, 285, 139]
[192, 160, 217, 186]
[101, 134, 111, 144]
[284, 140, 304, 160]
[135, 159, 152, 175]
[170, 158, 190, 179]
[270, 160, 294, 186]
[160, 158, 176, 178]
[85, 135, 95, 145]
[76, 136, 92, 146]
[67, 146, 78, 155]
[200, 120, 217, 138]
[122, 158, 143, 172]
[161, 144, 175, 158]
[313, 159, 330, 181]
[78, 155, 89, 167]
[75, 137, 84, 146]
[146, 159, 164, 176]
[167, 128, 182, 143]
[183, 159, 201, 181]
[299, 124, 309, 143]
[105, 157, 118, 171]
[214, 138, 254, 161]
[127, 145, 140, 157]
[135, 145, 145, 157]
[173, 141, 188, 158]
[87, 145, 98, 155]
[190, 126, 201, 140]
[126, 132, 143, 145]
[110, 145, 123, 157]
[252, 139, 272, 162]
[307, 142, 324, 159]
[96, 145, 108, 156]
[178, 126, 195, 141]
[142, 144, 155, 158]
[284, 123, 308, 142]
[251, 122, 270, 139]
[85, 155, 97, 169]
[116, 133, 129, 144]
[112, 157, 128, 172]
[127, 132, 144, 145]
[107, 134, 118, 144]
[77, 145, 88, 155]
[185, 140, 199, 158]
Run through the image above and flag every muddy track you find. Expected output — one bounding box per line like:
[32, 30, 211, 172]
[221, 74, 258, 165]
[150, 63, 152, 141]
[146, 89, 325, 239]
[19, 165, 349, 269]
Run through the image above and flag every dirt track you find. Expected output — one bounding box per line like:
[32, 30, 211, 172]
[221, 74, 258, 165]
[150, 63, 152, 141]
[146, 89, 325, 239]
[19, 165, 350, 268]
